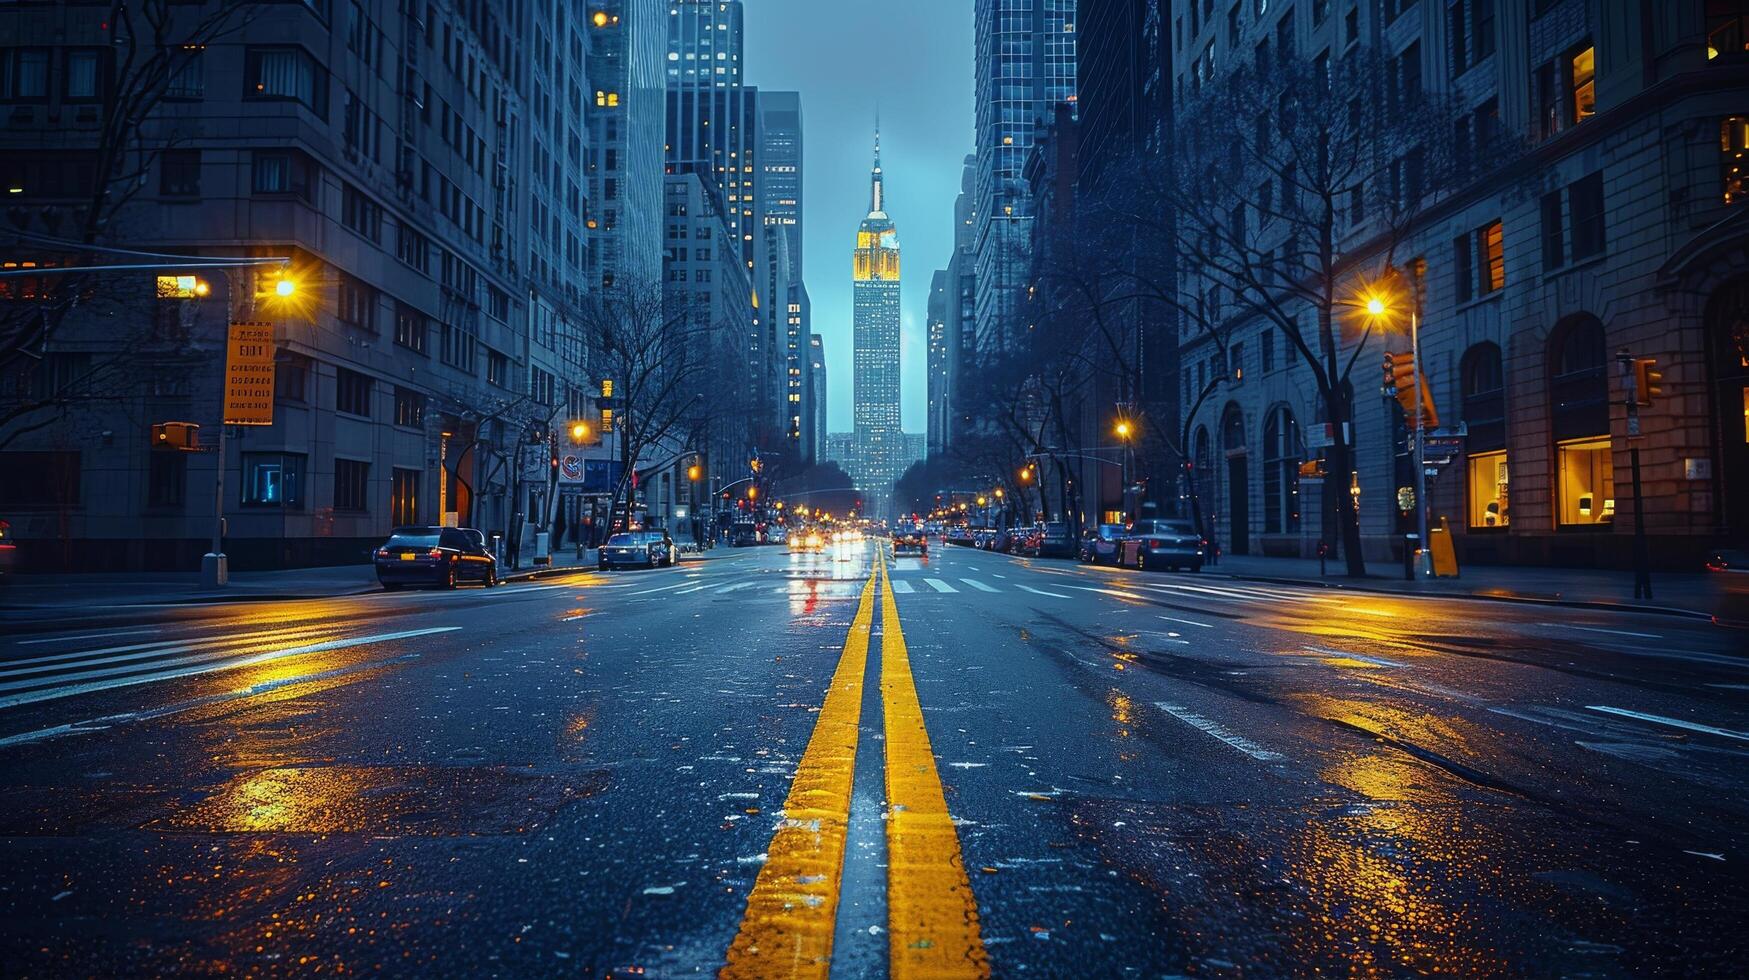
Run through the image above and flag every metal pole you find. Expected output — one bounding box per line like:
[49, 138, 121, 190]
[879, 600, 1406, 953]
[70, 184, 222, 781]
[1411, 309, 1431, 578]
[1630, 446, 1651, 599]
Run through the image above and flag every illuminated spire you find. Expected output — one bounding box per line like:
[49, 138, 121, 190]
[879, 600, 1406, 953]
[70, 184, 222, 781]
[870, 111, 884, 214]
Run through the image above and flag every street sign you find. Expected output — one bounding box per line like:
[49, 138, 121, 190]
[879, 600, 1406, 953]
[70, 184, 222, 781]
[224, 321, 275, 426]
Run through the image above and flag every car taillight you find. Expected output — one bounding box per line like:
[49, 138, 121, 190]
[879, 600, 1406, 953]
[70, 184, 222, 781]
[428, 548, 444, 559]
[376, 548, 390, 558]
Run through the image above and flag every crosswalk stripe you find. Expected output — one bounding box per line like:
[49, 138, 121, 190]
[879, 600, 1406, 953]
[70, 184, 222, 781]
[1, 624, 339, 674]
[0, 627, 461, 711]
[959, 578, 998, 592]
[923, 578, 958, 593]
[891, 579, 915, 593]
[715, 581, 757, 593]
[1016, 584, 1069, 599]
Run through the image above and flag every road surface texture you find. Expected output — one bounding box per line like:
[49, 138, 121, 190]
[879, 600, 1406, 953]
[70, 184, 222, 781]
[1, 540, 1745, 977]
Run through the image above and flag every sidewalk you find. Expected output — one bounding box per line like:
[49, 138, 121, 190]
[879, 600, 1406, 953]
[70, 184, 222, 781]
[0, 544, 730, 612]
[1204, 552, 1748, 624]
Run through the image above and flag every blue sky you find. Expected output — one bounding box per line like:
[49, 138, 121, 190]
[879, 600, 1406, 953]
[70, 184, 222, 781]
[743, 0, 975, 434]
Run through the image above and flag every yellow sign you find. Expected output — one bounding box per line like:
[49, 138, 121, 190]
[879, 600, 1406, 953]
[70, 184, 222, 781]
[224, 321, 275, 425]
[1428, 517, 1459, 578]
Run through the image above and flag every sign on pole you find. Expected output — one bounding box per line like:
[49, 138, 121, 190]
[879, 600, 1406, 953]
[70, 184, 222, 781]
[224, 321, 275, 426]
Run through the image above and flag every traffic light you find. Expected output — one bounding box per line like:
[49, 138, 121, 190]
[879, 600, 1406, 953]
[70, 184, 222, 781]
[1633, 357, 1664, 407]
[151, 421, 200, 451]
[1381, 350, 1439, 430]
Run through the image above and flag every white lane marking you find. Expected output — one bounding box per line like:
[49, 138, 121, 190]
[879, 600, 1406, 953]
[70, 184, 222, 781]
[715, 581, 757, 594]
[1068, 585, 1148, 601]
[891, 580, 916, 594]
[1157, 614, 1214, 628]
[1584, 705, 1749, 742]
[1015, 584, 1069, 599]
[0, 653, 422, 747]
[923, 579, 958, 593]
[1538, 623, 1661, 639]
[960, 578, 999, 593]
[1143, 581, 1306, 603]
[1305, 646, 1408, 668]
[0, 624, 338, 672]
[0, 626, 357, 691]
[1154, 703, 1284, 761]
[0, 627, 460, 710]
[16, 628, 165, 647]
[673, 584, 712, 594]
[628, 582, 693, 596]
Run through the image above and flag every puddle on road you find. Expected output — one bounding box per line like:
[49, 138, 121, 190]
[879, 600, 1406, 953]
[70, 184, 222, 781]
[154, 764, 607, 835]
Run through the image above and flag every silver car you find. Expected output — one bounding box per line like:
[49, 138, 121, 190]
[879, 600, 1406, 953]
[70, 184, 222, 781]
[1118, 519, 1205, 572]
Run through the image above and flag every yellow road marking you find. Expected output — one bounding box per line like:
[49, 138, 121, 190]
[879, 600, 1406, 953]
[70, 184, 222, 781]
[879, 557, 990, 979]
[721, 563, 880, 979]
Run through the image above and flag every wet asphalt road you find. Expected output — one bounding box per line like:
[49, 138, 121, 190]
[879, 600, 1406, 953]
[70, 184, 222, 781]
[0, 541, 1746, 977]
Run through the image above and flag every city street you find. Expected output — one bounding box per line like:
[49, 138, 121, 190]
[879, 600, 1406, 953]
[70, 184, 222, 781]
[1, 541, 1744, 976]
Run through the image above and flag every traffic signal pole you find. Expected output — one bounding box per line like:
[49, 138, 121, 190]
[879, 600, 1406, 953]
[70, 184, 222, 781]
[1409, 310, 1431, 579]
[1617, 350, 1654, 600]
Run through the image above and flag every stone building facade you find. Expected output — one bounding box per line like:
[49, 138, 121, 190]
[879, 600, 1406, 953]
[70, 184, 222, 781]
[0, 0, 663, 571]
[1173, 0, 1749, 569]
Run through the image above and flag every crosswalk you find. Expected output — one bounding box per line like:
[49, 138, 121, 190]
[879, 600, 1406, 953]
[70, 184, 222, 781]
[0, 622, 457, 711]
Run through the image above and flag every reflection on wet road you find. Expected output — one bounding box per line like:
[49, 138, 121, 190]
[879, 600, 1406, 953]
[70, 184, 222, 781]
[0, 540, 1744, 975]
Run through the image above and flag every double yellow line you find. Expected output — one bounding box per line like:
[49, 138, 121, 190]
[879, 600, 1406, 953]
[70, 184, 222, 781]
[722, 549, 987, 979]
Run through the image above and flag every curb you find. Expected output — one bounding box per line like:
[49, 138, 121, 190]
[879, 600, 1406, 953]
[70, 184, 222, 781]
[1205, 570, 1726, 623]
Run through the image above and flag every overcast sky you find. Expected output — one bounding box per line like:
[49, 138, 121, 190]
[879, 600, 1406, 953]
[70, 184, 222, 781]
[743, 0, 975, 435]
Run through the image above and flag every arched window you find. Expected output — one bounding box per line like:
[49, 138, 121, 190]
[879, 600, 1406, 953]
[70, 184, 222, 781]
[1723, 116, 1748, 204]
[1262, 405, 1302, 534]
[1462, 342, 1509, 528]
[1549, 315, 1613, 526]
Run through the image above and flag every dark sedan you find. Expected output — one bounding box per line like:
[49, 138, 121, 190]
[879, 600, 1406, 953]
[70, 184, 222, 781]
[1079, 523, 1128, 564]
[892, 529, 929, 556]
[599, 531, 674, 569]
[1118, 519, 1206, 572]
[375, 526, 499, 590]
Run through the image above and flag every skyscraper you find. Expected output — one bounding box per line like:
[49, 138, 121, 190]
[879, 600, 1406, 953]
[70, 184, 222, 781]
[926, 270, 949, 456]
[851, 126, 902, 517]
[762, 92, 811, 460]
[809, 333, 828, 465]
[972, 0, 1077, 358]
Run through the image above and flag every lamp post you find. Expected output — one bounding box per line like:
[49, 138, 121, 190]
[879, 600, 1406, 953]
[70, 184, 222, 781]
[1366, 290, 1431, 579]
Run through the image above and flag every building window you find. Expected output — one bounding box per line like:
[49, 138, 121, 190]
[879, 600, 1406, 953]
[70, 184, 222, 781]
[244, 46, 326, 117]
[0, 451, 80, 509]
[167, 46, 204, 99]
[241, 453, 305, 507]
[1472, 0, 1495, 60]
[341, 182, 383, 242]
[1460, 342, 1507, 528]
[251, 150, 316, 201]
[1261, 329, 1276, 372]
[1569, 171, 1606, 260]
[276, 353, 310, 403]
[441, 322, 476, 373]
[393, 386, 425, 428]
[160, 150, 201, 197]
[394, 303, 427, 354]
[333, 458, 369, 511]
[1454, 221, 1501, 300]
[1726, 116, 1749, 204]
[1540, 190, 1564, 271]
[0, 48, 50, 102]
[63, 49, 106, 102]
[391, 467, 420, 526]
[337, 275, 378, 333]
[1566, 43, 1595, 125]
[1467, 451, 1510, 528]
[1549, 315, 1612, 527]
[147, 451, 187, 508]
[335, 366, 372, 417]
[1262, 405, 1301, 534]
[486, 348, 509, 387]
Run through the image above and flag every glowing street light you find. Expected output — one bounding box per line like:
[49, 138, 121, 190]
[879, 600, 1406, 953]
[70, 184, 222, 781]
[570, 421, 591, 443]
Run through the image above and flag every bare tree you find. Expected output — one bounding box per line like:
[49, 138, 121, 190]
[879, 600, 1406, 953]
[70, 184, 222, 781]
[1127, 46, 1506, 574]
[575, 278, 716, 531]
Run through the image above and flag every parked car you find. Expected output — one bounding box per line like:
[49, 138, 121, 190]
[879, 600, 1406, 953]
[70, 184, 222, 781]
[1118, 519, 1206, 572]
[768, 526, 789, 544]
[599, 530, 674, 569]
[731, 522, 761, 547]
[944, 524, 974, 546]
[1079, 523, 1128, 564]
[375, 526, 498, 590]
[1029, 521, 1076, 559]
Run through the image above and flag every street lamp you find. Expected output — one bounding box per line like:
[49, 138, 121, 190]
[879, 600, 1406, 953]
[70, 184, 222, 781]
[569, 421, 591, 443]
[1361, 280, 1431, 579]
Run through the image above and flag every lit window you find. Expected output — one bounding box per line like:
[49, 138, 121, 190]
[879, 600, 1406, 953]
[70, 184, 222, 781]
[1556, 438, 1613, 526]
[1466, 452, 1510, 528]
[1568, 45, 1595, 124]
[1723, 116, 1748, 204]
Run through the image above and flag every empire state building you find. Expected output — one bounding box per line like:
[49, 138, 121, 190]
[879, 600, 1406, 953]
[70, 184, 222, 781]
[851, 126, 902, 516]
